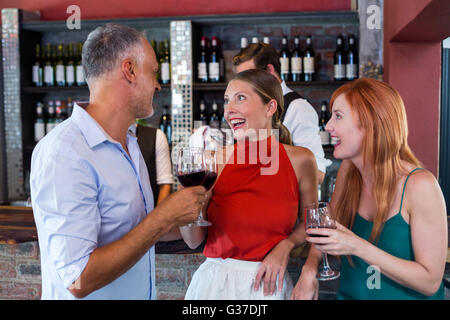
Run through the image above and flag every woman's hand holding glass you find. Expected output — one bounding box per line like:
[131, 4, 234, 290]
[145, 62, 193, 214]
[306, 220, 363, 257]
[304, 202, 340, 281]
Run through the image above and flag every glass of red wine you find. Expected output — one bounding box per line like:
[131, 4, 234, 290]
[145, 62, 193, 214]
[176, 147, 217, 227]
[305, 202, 340, 281]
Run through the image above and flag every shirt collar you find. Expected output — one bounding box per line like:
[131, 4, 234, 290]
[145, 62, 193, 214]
[280, 80, 292, 95]
[71, 102, 116, 148]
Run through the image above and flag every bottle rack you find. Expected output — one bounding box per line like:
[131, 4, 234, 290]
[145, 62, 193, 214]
[4, 10, 358, 202]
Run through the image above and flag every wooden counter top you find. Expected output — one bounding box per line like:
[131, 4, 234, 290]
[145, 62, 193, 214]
[0, 205, 449, 262]
[0, 205, 201, 253]
[0, 205, 37, 244]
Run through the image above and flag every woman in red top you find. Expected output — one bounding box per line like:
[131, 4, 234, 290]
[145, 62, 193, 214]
[181, 69, 317, 299]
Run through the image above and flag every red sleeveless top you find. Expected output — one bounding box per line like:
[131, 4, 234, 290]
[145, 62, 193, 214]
[203, 137, 300, 261]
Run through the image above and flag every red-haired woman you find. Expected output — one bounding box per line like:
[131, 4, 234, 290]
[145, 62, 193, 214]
[292, 78, 447, 300]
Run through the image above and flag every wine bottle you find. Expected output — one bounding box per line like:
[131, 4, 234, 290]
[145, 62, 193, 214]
[55, 100, 66, 124]
[43, 44, 54, 87]
[319, 101, 330, 146]
[55, 44, 66, 86]
[67, 97, 74, 117]
[346, 35, 358, 80]
[46, 101, 56, 133]
[75, 43, 86, 86]
[240, 37, 248, 49]
[279, 36, 290, 82]
[34, 102, 45, 142]
[198, 36, 208, 83]
[334, 35, 346, 81]
[66, 44, 75, 86]
[159, 105, 172, 146]
[209, 100, 220, 129]
[199, 100, 208, 126]
[303, 36, 315, 82]
[291, 36, 303, 82]
[160, 40, 170, 84]
[209, 36, 220, 83]
[32, 44, 43, 87]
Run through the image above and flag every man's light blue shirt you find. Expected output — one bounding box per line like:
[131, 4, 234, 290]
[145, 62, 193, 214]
[30, 103, 155, 300]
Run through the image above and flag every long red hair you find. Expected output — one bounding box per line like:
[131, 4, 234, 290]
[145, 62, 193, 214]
[330, 78, 421, 244]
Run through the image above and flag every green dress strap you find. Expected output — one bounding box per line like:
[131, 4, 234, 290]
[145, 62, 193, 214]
[398, 168, 424, 213]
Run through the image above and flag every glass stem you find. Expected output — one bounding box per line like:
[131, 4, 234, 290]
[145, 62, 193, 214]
[322, 253, 331, 271]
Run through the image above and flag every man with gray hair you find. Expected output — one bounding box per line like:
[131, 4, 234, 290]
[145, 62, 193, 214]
[30, 24, 206, 299]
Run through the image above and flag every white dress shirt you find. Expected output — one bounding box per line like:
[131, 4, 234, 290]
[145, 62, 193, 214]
[155, 129, 174, 185]
[281, 81, 332, 173]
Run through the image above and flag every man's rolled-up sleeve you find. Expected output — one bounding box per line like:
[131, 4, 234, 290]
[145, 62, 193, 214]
[31, 152, 101, 289]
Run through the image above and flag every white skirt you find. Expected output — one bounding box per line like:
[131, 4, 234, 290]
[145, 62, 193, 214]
[185, 257, 293, 300]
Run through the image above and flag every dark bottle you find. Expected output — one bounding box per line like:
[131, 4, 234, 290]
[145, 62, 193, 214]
[303, 36, 315, 82]
[346, 35, 358, 80]
[75, 43, 86, 86]
[319, 101, 330, 146]
[55, 100, 67, 124]
[66, 44, 75, 86]
[159, 105, 172, 147]
[209, 36, 220, 83]
[34, 102, 45, 142]
[209, 100, 220, 129]
[198, 36, 208, 83]
[199, 100, 208, 126]
[43, 44, 55, 87]
[46, 101, 56, 133]
[32, 44, 43, 87]
[67, 97, 74, 117]
[279, 36, 290, 82]
[291, 36, 303, 82]
[160, 40, 170, 84]
[334, 35, 346, 81]
[217, 38, 225, 82]
[55, 44, 66, 86]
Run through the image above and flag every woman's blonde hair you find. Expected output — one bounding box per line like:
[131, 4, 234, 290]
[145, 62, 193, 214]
[331, 78, 421, 244]
[232, 69, 292, 145]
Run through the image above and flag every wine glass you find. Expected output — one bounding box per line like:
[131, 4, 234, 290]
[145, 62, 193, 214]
[176, 147, 213, 227]
[305, 202, 340, 281]
[202, 150, 218, 192]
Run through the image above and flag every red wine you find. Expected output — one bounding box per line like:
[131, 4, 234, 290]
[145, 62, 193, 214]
[307, 225, 336, 237]
[177, 170, 206, 187]
[202, 172, 218, 191]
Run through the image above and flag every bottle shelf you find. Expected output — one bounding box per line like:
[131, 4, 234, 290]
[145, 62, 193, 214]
[193, 80, 351, 91]
[22, 83, 171, 94]
[22, 86, 89, 93]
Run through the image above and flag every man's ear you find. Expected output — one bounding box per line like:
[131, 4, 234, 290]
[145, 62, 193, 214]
[121, 58, 136, 84]
[266, 64, 275, 73]
[265, 64, 282, 82]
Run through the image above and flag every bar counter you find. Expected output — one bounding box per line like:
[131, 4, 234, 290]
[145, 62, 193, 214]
[0, 205, 448, 300]
[1, 205, 449, 260]
[0, 205, 202, 254]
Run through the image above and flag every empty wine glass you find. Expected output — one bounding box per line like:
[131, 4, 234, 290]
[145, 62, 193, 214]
[305, 202, 340, 281]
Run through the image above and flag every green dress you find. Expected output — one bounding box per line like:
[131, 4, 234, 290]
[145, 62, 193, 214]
[337, 168, 445, 300]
